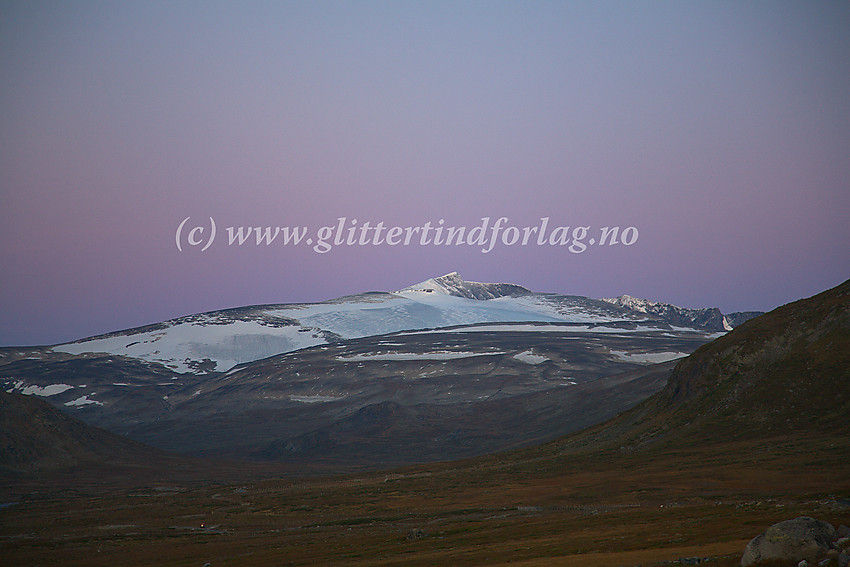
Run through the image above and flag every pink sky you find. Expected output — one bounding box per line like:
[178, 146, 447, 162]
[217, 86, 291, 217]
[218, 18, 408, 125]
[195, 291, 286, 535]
[2, 2, 848, 346]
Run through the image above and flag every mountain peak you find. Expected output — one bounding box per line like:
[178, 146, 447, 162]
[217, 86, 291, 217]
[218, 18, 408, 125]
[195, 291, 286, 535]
[602, 294, 658, 313]
[600, 293, 760, 331]
[397, 272, 531, 300]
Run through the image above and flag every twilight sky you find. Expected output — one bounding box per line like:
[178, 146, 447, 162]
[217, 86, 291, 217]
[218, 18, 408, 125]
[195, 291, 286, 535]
[2, 1, 849, 346]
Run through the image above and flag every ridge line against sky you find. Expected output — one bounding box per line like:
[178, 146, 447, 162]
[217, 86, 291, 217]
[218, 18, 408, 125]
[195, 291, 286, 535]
[1, 1, 848, 347]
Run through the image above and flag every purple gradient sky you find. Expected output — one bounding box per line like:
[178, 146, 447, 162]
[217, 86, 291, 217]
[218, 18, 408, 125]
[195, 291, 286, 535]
[2, 1, 849, 346]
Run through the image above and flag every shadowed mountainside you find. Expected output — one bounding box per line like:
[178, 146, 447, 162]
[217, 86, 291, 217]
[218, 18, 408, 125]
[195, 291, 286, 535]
[548, 277, 850, 453]
[0, 389, 160, 475]
[0, 390, 293, 499]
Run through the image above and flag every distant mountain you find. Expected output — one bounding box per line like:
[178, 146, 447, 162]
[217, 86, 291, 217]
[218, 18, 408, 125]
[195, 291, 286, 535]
[2, 321, 715, 468]
[398, 271, 531, 299]
[29, 272, 738, 376]
[601, 294, 763, 331]
[1, 271, 739, 469]
[32, 273, 629, 375]
[0, 272, 771, 471]
[568, 278, 850, 450]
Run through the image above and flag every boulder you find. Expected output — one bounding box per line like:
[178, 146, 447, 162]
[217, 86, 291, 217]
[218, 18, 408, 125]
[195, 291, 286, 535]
[406, 528, 427, 541]
[742, 517, 837, 566]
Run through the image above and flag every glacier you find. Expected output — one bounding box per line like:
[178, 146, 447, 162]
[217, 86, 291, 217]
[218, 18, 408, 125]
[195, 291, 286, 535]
[49, 272, 735, 375]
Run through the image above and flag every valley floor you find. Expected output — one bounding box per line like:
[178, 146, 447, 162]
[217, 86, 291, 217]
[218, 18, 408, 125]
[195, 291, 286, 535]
[2, 434, 848, 566]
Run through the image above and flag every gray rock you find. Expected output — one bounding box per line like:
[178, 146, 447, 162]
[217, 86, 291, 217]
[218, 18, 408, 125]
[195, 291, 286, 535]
[741, 516, 837, 566]
[406, 528, 427, 541]
[837, 537, 850, 550]
[838, 551, 849, 567]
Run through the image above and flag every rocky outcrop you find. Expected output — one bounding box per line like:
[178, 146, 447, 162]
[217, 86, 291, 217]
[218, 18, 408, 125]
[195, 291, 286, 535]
[600, 294, 764, 331]
[399, 271, 531, 299]
[724, 311, 764, 329]
[741, 516, 849, 566]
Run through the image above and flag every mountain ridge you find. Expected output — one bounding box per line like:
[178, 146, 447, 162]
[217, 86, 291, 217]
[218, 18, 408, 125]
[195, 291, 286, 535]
[19, 272, 758, 376]
[398, 271, 532, 299]
[601, 293, 763, 332]
[0, 272, 770, 471]
[2, 271, 735, 469]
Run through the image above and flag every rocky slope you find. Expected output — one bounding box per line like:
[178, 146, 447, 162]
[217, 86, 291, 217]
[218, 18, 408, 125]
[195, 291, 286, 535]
[563, 277, 850, 451]
[0, 389, 168, 475]
[601, 294, 763, 331]
[397, 271, 532, 299]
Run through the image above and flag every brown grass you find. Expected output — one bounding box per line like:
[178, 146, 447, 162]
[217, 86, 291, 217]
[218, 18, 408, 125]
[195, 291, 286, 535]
[2, 432, 848, 566]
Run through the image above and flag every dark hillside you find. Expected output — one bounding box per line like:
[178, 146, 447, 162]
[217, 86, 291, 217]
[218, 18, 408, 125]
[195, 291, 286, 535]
[0, 391, 287, 498]
[0, 389, 151, 475]
[558, 278, 850, 452]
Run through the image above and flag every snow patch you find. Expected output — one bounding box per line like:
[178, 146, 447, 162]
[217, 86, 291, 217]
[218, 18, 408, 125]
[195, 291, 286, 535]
[65, 394, 103, 407]
[289, 394, 345, 403]
[337, 351, 505, 362]
[608, 350, 688, 363]
[7, 381, 75, 397]
[513, 350, 549, 365]
[401, 323, 672, 335]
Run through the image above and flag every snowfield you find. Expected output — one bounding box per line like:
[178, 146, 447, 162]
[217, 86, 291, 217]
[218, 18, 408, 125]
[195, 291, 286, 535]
[337, 351, 506, 362]
[47, 273, 720, 375]
[54, 319, 327, 374]
[5, 381, 75, 396]
[608, 350, 689, 363]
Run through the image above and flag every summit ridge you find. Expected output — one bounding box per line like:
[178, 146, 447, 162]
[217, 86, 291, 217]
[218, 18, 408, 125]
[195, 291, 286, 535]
[397, 271, 531, 300]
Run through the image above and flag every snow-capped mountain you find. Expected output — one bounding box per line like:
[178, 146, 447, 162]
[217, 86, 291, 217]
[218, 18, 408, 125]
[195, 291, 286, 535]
[398, 271, 531, 300]
[2, 271, 758, 470]
[2, 318, 718, 468]
[32, 272, 752, 376]
[46, 273, 641, 374]
[601, 294, 762, 332]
